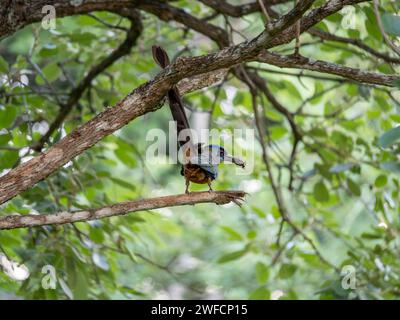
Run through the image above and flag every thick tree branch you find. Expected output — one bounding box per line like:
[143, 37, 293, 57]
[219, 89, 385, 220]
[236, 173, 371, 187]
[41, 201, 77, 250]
[0, 0, 288, 41]
[0, 0, 228, 45]
[0, 0, 130, 39]
[177, 69, 229, 94]
[257, 51, 398, 86]
[0, 191, 246, 230]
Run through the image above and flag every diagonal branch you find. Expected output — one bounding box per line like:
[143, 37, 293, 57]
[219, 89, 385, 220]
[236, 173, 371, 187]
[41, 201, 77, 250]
[0, 191, 246, 230]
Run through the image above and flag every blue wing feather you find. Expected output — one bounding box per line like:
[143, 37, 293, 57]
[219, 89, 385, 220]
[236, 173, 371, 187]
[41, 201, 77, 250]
[190, 145, 220, 180]
[198, 163, 218, 180]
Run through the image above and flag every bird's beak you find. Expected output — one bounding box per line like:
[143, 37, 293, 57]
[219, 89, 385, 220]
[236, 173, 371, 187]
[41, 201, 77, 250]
[223, 155, 245, 168]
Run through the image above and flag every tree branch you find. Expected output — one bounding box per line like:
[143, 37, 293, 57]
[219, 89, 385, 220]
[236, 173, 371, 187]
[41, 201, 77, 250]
[198, 0, 289, 17]
[0, 191, 246, 230]
[308, 28, 400, 64]
[257, 51, 398, 86]
[372, 0, 400, 57]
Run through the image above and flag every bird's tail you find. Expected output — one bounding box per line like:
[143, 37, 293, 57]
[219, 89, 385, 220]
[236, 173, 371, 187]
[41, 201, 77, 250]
[152, 45, 190, 143]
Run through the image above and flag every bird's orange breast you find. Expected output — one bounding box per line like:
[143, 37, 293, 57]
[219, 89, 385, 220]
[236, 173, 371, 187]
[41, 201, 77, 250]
[183, 164, 211, 184]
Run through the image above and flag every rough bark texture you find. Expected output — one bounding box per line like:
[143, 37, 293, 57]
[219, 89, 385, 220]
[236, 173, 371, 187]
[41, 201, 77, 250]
[257, 52, 398, 86]
[0, 191, 246, 230]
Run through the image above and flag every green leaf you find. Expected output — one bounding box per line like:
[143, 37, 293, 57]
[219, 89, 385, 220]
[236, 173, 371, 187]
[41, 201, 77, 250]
[378, 127, 400, 148]
[42, 63, 61, 83]
[270, 126, 288, 140]
[249, 287, 270, 300]
[0, 150, 19, 169]
[218, 249, 247, 264]
[39, 44, 59, 57]
[0, 106, 17, 128]
[0, 56, 8, 73]
[251, 206, 266, 218]
[120, 285, 146, 297]
[114, 148, 136, 167]
[278, 263, 296, 279]
[233, 92, 244, 105]
[347, 178, 361, 196]
[363, 7, 381, 40]
[282, 80, 302, 100]
[110, 177, 136, 190]
[220, 226, 243, 241]
[68, 32, 97, 45]
[0, 133, 11, 145]
[67, 260, 89, 300]
[255, 262, 269, 284]
[313, 181, 330, 202]
[374, 175, 387, 188]
[89, 227, 105, 243]
[382, 13, 400, 36]
[247, 230, 257, 239]
[361, 232, 382, 240]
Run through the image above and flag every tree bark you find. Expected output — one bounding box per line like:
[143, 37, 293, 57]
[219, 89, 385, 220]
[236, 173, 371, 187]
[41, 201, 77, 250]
[0, 191, 245, 230]
[257, 52, 398, 86]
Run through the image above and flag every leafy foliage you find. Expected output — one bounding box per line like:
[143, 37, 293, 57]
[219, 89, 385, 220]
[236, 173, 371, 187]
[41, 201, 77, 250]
[0, 1, 400, 300]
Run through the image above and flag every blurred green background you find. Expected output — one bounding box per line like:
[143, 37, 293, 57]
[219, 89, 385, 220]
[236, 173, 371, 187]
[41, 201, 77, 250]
[0, 0, 400, 300]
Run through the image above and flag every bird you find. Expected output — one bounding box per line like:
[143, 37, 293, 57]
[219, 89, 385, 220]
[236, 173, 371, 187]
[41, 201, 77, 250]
[152, 45, 245, 193]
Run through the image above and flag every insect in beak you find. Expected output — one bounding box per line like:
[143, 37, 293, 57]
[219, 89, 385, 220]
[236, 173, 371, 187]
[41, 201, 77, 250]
[223, 155, 246, 168]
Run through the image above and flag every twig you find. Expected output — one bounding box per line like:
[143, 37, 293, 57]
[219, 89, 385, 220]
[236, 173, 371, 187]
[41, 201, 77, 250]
[258, 0, 271, 21]
[86, 13, 129, 31]
[372, 0, 400, 57]
[294, 0, 301, 55]
[308, 28, 400, 64]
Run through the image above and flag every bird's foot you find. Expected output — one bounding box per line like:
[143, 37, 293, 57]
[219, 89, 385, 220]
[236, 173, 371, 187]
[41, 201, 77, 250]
[185, 179, 190, 194]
